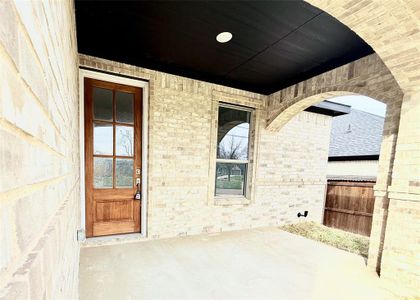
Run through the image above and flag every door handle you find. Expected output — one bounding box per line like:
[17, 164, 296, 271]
[134, 182, 141, 200]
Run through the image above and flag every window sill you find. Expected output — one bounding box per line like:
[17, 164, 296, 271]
[214, 196, 251, 206]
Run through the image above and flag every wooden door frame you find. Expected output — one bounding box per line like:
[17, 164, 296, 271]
[78, 68, 149, 238]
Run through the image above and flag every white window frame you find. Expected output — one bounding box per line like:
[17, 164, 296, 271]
[215, 102, 254, 199]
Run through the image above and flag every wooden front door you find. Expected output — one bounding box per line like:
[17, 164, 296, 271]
[84, 78, 142, 237]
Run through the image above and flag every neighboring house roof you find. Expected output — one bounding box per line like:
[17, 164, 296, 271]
[305, 100, 350, 117]
[329, 108, 385, 159]
[327, 175, 377, 182]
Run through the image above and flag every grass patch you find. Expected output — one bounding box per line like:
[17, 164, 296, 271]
[216, 175, 243, 189]
[280, 221, 370, 258]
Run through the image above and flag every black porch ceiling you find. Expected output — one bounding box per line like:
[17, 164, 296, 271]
[75, 1, 373, 95]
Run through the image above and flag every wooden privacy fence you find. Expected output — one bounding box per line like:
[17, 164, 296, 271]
[323, 180, 375, 236]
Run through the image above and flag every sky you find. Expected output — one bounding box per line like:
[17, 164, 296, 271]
[328, 95, 386, 117]
[219, 123, 249, 160]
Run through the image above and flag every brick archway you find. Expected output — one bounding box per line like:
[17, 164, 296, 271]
[265, 52, 406, 287]
[266, 54, 402, 132]
[267, 88, 392, 131]
[265, 52, 403, 191]
[307, 1, 420, 94]
[265, 2, 420, 292]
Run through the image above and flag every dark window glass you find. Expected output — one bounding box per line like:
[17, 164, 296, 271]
[216, 105, 252, 197]
[217, 106, 250, 160]
[215, 163, 247, 196]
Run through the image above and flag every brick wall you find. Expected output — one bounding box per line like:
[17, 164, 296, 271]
[380, 198, 420, 297]
[79, 55, 331, 238]
[0, 1, 79, 299]
[382, 91, 420, 297]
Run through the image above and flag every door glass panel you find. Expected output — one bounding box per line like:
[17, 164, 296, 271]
[116, 126, 134, 156]
[93, 87, 113, 121]
[116, 158, 134, 188]
[94, 123, 113, 155]
[116, 91, 134, 124]
[94, 157, 113, 188]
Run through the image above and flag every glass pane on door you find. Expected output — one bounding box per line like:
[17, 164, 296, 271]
[93, 87, 113, 121]
[94, 157, 113, 188]
[116, 91, 134, 124]
[94, 123, 113, 155]
[116, 158, 134, 188]
[116, 126, 134, 156]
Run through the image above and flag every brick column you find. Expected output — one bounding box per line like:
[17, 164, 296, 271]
[368, 95, 402, 272]
[379, 92, 420, 297]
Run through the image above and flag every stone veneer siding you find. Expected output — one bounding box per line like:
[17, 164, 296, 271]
[79, 54, 332, 238]
[0, 1, 79, 299]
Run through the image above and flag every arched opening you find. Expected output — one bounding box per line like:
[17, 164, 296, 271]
[269, 88, 403, 275]
[267, 85, 400, 132]
[325, 95, 386, 237]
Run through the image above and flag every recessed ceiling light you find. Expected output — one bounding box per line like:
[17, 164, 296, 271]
[216, 32, 233, 43]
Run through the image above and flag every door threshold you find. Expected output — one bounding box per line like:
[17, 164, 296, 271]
[81, 233, 146, 248]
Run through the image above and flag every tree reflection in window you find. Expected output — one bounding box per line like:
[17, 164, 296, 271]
[216, 105, 251, 196]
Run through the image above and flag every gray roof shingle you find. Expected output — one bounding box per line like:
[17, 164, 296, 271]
[329, 109, 384, 157]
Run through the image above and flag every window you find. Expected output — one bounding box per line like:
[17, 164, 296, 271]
[215, 104, 252, 197]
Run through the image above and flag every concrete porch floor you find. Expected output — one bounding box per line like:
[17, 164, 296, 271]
[79, 227, 393, 300]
